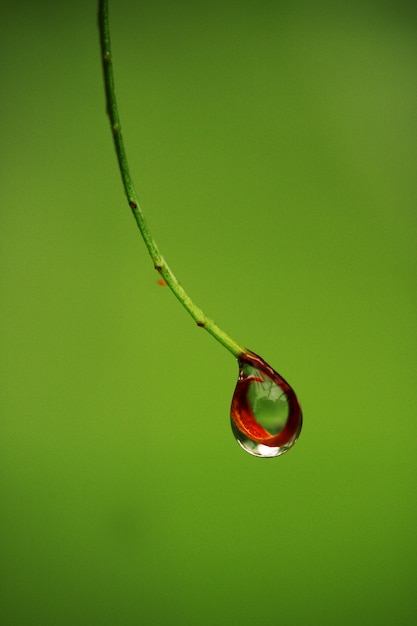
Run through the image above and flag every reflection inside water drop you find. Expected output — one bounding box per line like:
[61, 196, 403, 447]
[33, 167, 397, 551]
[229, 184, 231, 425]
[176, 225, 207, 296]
[230, 351, 302, 458]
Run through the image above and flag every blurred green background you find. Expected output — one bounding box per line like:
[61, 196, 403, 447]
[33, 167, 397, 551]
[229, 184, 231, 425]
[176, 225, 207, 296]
[1, 1, 416, 624]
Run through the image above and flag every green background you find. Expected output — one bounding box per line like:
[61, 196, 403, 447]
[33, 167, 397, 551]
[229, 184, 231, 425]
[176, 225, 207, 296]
[1, 1, 416, 624]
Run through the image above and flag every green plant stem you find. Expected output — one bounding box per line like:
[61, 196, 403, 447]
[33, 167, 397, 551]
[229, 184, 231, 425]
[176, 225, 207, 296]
[98, 0, 245, 359]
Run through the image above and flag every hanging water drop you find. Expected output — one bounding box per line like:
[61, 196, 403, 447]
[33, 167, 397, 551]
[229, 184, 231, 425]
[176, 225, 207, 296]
[231, 351, 302, 458]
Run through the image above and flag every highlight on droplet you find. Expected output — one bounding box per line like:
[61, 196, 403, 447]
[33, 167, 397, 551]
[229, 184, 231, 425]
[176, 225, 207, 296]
[230, 350, 302, 458]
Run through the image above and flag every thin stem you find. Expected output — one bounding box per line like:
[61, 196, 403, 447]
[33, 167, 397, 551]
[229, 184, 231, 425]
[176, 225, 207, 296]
[98, 0, 245, 359]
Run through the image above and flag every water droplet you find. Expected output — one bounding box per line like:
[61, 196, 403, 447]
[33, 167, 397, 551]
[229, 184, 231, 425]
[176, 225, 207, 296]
[231, 351, 302, 458]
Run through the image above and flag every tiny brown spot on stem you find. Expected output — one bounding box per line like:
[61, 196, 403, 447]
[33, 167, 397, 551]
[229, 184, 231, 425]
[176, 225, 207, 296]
[197, 322, 205, 328]
[154, 265, 162, 272]
[129, 201, 137, 209]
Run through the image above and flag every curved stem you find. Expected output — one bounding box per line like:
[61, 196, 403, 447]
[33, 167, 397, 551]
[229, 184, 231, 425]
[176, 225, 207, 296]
[98, 0, 245, 358]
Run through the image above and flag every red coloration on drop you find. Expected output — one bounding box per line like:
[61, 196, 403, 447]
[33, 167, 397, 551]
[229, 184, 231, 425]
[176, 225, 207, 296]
[231, 350, 302, 450]
[157, 278, 167, 286]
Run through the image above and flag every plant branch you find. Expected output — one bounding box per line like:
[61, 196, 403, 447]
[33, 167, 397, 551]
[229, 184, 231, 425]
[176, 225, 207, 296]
[98, 0, 245, 358]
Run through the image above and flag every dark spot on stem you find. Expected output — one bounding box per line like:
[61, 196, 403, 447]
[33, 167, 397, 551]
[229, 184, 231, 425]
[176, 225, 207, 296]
[129, 201, 137, 209]
[197, 322, 205, 328]
[154, 265, 162, 272]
